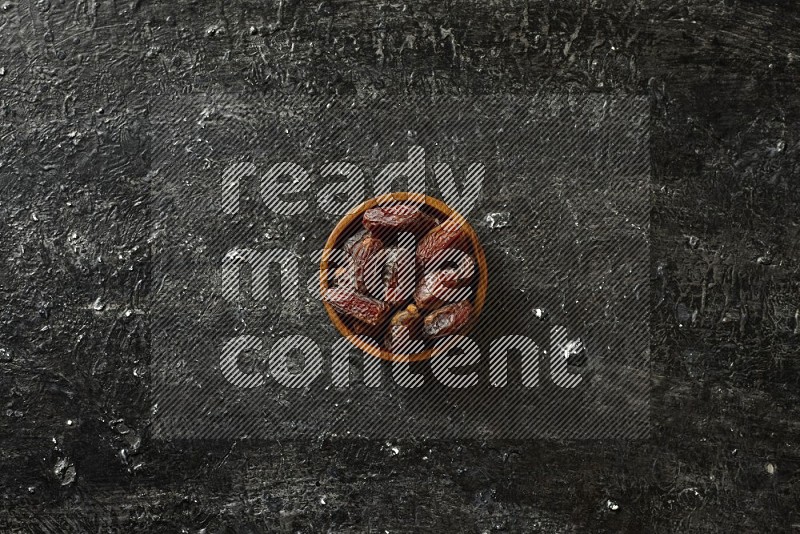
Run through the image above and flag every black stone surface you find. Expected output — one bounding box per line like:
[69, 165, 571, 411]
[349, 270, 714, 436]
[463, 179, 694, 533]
[1, 0, 798, 531]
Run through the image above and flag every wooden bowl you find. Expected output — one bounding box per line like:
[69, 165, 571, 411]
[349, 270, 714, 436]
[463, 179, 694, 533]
[320, 192, 488, 362]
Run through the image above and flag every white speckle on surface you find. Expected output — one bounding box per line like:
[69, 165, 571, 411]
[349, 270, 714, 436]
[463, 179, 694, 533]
[563, 338, 584, 360]
[385, 442, 400, 455]
[484, 212, 510, 229]
[53, 458, 76, 486]
[680, 487, 701, 499]
[606, 499, 619, 511]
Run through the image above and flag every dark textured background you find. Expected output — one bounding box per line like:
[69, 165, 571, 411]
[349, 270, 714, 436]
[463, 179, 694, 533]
[1, 0, 798, 531]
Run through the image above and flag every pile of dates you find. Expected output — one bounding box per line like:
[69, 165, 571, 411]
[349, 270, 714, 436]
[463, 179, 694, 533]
[323, 201, 477, 353]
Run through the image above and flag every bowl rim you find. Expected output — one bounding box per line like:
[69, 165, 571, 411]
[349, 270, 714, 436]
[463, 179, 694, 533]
[319, 192, 489, 362]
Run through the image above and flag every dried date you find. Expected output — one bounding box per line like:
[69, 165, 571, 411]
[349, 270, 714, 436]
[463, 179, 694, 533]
[323, 286, 390, 326]
[423, 300, 473, 339]
[363, 204, 436, 235]
[416, 218, 470, 267]
[381, 247, 416, 305]
[343, 229, 368, 256]
[350, 234, 384, 294]
[441, 253, 475, 288]
[413, 253, 475, 309]
[384, 304, 423, 352]
[331, 265, 353, 288]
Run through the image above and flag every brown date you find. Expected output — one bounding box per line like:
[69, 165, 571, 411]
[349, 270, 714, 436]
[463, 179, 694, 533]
[413, 269, 449, 309]
[381, 247, 416, 305]
[423, 300, 473, 339]
[350, 234, 383, 293]
[323, 286, 390, 326]
[343, 229, 368, 256]
[363, 204, 436, 235]
[416, 218, 470, 267]
[384, 304, 422, 352]
[441, 254, 475, 288]
[331, 265, 353, 288]
[413, 253, 475, 309]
